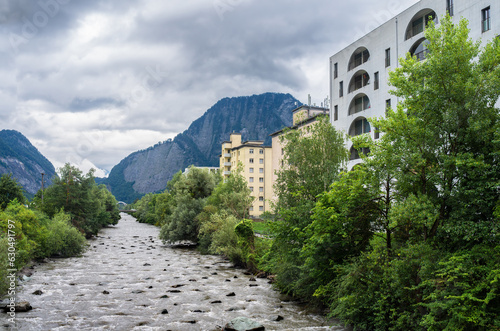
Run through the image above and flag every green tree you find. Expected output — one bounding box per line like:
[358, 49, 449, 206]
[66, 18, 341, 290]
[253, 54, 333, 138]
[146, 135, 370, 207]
[378, 15, 500, 249]
[197, 165, 253, 253]
[159, 167, 218, 243]
[265, 115, 348, 296]
[329, 15, 500, 330]
[0, 174, 25, 210]
[37, 163, 120, 237]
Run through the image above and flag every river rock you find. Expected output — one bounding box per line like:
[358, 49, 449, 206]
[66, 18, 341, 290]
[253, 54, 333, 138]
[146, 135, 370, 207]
[161, 309, 168, 314]
[226, 292, 236, 296]
[223, 317, 265, 331]
[3, 301, 32, 313]
[270, 315, 284, 321]
[32, 290, 43, 295]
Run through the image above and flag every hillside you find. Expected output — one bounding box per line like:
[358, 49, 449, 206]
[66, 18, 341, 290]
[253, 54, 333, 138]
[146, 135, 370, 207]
[100, 92, 299, 202]
[0, 130, 57, 197]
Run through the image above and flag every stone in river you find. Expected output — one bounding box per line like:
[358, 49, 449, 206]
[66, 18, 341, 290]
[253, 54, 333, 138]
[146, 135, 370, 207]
[32, 290, 43, 295]
[3, 301, 32, 313]
[223, 317, 265, 331]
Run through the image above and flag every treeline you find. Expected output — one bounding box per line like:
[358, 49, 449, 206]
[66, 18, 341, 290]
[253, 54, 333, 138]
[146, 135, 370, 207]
[131, 16, 499, 330]
[0, 163, 120, 295]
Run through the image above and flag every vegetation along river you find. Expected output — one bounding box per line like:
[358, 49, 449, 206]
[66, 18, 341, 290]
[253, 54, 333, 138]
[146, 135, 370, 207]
[6, 213, 345, 330]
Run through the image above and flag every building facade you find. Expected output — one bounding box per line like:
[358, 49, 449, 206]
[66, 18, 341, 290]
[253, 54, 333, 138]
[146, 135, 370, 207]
[329, 0, 499, 167]
[270, 105, 330, 202]
[219, 133, 273, 218]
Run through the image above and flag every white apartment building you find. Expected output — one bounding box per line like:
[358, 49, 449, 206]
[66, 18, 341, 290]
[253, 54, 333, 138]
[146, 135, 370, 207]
[329, 0, 499, 168]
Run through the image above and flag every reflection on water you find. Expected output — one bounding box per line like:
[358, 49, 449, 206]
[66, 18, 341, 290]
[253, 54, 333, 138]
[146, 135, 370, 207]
[7, 213, 345, 330]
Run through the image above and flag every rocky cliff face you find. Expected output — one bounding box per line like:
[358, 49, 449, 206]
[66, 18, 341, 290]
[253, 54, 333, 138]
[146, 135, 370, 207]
[0, 130, 56, 196]
[101, 92, 299, 202]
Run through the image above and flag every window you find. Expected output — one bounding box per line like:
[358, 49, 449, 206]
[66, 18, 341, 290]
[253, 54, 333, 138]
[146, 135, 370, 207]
[386, 99, 391, 115]
[446, 0, 454, 16]
[482, 7, 491, 32]
[339, 81, 344, 97]
[259, 187, 264, 192]
[249, 149, 254, 154]
[374, 72, 379, 90]
[334, 62, 338, 78]
[259, 196, 264, 202]
[374, 127, 380, 140]
[250, 187, 254, 192]
[259, 168, 264, 173]
[410, 39, 430, 61]
[385, 48, 391, 67]
[249, 206, 253, 211]
[249, 158, 254, 163]
[405, 10, 437, 40]
[249, 167, 254, 173]
[348, 72, 370, 93]
[259, 149, 264, 154]
[348, 48, 370, 71]
[259, 158, 264, 164]
[334, 105, 338, 121]
[249, 177, 254, 183]
[259, 206, 264, 211]
[349, 118, 371, 136]
[259, 177, 264, 183]
[349, 95, 370, 115]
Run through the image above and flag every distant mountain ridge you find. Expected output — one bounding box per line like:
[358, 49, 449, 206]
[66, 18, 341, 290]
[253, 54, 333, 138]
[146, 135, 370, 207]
[100, 92, 300, 203]
[0, 130, 57, 196]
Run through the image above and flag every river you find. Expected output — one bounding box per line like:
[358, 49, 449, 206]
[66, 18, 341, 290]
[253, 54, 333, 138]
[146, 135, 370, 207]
[5, 213, 346, 330]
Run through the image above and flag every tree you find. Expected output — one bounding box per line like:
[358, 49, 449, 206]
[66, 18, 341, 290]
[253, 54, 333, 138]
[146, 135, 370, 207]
[159, 167, 218, 243]
[368, 15, 500, 249]
[0, 174, 25, 210]
[265, 115, 348, 296]
[329, 15, 500, 330]
[37, 163, 120, 237]
[197, 165, 254, 253]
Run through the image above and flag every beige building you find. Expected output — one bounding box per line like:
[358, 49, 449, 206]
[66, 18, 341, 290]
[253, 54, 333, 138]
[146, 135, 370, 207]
[270, 105, 330, 202]
[219, 133, 273, 218]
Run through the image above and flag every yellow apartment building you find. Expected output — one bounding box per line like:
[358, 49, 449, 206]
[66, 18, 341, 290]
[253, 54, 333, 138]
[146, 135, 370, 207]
[270, 105, 330, 203]
[219, 133, 273, 218]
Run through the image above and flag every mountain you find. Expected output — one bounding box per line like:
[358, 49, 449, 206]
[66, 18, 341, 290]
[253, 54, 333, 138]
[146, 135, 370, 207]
[101, 92, 300, 203]
[0, 130, 57, 197]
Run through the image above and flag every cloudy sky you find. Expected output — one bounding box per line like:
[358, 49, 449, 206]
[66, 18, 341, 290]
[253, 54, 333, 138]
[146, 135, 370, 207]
[1, 0, 418, 176]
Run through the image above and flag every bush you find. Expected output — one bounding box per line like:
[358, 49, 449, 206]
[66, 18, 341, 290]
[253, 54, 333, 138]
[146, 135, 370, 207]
[201, 212, 244, 266]
[43, 212, 87, 257]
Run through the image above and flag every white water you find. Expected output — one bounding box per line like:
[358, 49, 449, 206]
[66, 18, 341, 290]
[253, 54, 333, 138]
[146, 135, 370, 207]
[5, 213, 346, 330]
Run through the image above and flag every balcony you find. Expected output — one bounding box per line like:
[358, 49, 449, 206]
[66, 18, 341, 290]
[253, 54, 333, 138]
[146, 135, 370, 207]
[224, 153, 231, 158]
[223, 171, 231, 175]
[224, 162, 231, 167]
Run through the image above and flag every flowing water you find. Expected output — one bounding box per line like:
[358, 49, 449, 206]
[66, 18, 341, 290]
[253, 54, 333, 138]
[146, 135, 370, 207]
[4, 213, 346, 331]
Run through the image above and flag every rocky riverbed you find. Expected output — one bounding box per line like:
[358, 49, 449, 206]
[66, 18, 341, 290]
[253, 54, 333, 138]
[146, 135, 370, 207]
[3, 213, 346, 330]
